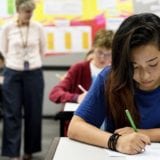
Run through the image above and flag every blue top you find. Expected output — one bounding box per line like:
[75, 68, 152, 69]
[75, 67, 160, 132]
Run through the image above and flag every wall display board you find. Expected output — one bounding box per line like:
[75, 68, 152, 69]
[45, 26, 91, 54]
[0, 0, 134, 54]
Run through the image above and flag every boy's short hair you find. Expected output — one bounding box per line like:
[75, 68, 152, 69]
[93, 29, 114, 49]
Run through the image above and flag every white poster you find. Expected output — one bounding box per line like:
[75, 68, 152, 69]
[45, 26, 91, 54]
[44, 0, 82, 15]
[0, 0, 8, 17]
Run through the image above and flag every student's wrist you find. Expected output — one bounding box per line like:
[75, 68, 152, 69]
[138, 129, 151, 139]
[107, 133, 121, 151]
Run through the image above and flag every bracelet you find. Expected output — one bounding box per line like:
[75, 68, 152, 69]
[108, 133, 121, 151]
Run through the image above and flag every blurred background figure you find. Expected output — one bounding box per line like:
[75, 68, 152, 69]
[49, 29, 114, 136]
[55, 49, 94, 81]
[49, 29, 114, 104]
[0, 0, 45, 159]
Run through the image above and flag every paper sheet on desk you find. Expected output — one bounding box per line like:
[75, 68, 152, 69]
[106, 143, 160, 160]
[64, 102, 79, 112]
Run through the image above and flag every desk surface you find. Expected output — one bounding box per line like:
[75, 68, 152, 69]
[45, 137, 124, 160]
[45, 137, 160, 160]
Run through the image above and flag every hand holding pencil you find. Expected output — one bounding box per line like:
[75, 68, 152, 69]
[114, 109, 150, 154]
[77, 84, 87, 103]
[115, 109, 138, 134]
[78, 84, 87, 93]
[125, 109, 138, 132]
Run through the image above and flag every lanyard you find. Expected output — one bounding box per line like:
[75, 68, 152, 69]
[18, 23, 30, 49]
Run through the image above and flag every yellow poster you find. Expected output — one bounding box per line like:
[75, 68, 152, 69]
[33, 0, 133, 25]
[0, 0, 134, 26]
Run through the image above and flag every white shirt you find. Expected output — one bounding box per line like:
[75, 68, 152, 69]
[0, 21, 46, 71]
[90, 61, 103, 82]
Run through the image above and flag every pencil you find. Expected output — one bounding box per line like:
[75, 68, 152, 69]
[125, 109, 138, 132]
[78, 84, 86, 93]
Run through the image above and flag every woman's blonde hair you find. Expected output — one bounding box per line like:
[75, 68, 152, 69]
[16, 0, 35, 11]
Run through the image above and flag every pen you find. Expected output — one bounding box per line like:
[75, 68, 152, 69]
[125, 109, 138, 132]
[78, 84, 87, 93]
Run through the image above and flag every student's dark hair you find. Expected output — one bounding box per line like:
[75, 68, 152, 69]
[105, 13, 160, 129]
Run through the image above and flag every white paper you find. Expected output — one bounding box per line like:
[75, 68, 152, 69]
[64, 102, 79, 112]
[106, 143, 160, 160]
[44, 0, 82, 15]
[53, 138, 108, 160]
[97, 0, 116, 10]
[0, 0, 8, 17]
[106, 18, 124, 31]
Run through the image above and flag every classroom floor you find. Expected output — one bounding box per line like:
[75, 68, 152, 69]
[0, 118, 60, 160]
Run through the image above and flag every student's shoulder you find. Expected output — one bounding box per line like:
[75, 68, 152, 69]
[1, 21, 15, 30]
[70, 60, 89, 69]
[99, 66, 111, 79]
[67, 61, 89, 74]
[30, 21, 44, 29]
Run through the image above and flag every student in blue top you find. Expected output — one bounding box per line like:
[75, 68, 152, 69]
[67, 13, 160, 155]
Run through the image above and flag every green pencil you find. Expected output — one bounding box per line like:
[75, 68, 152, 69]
[125, 109, 138, 132]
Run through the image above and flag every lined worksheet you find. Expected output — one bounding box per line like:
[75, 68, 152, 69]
[106, 143, 160, 160]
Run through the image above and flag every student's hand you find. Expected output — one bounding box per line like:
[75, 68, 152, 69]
[115, 127, 135, 135]
[116, 132, 150, 155]
[77, 92, 87, 103]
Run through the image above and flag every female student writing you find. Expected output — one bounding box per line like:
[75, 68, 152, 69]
[68, 13, 160, 155]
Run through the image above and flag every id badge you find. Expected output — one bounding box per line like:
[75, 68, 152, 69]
[24, 61, 29, 70]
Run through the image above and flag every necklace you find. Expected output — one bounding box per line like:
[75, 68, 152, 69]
[18, 23, 30, 49]
[18, 21, 30, 70]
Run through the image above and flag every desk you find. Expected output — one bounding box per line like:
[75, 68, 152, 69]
[45, 137, 160, 160]
[55, 111, 73, 136]
[55, 103, 79, 136]
[45, 137, 125, 160]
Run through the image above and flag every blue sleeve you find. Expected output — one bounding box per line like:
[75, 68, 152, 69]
[75, 67, 110, 128]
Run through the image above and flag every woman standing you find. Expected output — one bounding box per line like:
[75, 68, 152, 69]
[0, 0, 45, 159]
